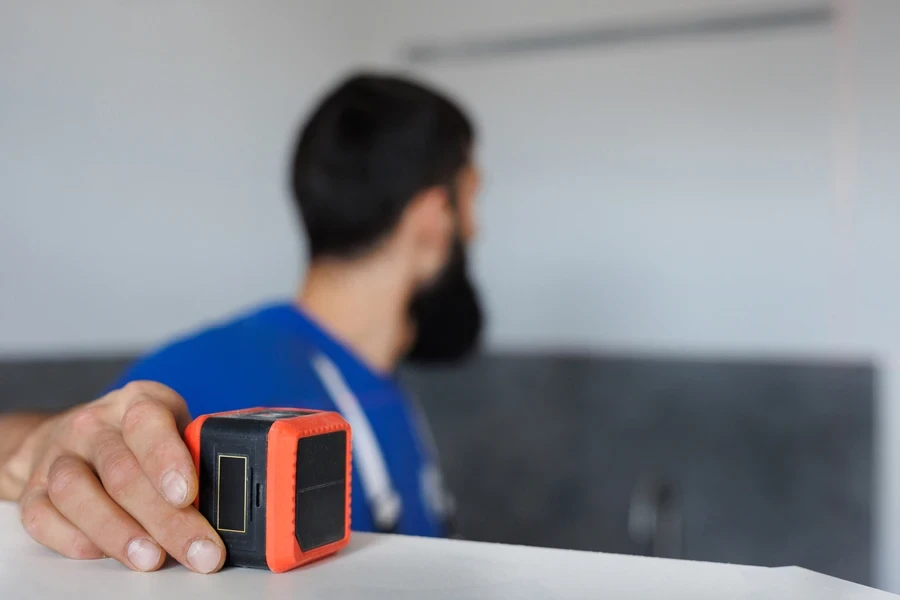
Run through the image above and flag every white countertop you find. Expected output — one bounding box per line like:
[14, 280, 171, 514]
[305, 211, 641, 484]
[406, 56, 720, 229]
[0, 503, 892, 599]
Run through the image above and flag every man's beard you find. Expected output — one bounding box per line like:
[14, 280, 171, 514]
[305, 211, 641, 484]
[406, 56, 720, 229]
[404, 237, 484, 365]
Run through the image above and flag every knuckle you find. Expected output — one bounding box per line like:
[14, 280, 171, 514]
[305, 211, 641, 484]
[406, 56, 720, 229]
[87, 518, 123, 555]
[2, 450, 31, 489]
[68, 536, 100, 560]
[65, 406, 104, 439]
[121, 380, 187, 417]
[163, 513, 204, 553]
[100, 447, 141, 498]
[121, 380, 172, 404]
[46, 457, 84, 501]
[20, 498, 50, 540]
[139, 441, 169, 476]
[121, 398, 164, 436]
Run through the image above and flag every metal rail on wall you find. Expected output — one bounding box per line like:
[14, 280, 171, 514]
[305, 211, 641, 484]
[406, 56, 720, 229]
[401, 4, 833, 65]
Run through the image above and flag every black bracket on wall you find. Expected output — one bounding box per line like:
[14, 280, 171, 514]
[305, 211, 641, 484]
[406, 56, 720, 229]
[628, 474, 684, 559]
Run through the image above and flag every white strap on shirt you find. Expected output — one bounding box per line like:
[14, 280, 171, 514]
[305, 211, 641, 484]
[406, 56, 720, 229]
[406, 391, 457, 519]
[309, 353, 402, 531]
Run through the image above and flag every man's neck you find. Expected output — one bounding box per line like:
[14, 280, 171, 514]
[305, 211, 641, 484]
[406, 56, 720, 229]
[296, 257, 412, 375]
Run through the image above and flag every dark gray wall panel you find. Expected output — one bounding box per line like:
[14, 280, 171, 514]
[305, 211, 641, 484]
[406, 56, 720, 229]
[0, 356, 131, 412]
[400, 354, 874, 585]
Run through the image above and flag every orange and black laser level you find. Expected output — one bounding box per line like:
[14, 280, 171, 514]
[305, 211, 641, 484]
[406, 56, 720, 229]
[184, 407, 352, 572]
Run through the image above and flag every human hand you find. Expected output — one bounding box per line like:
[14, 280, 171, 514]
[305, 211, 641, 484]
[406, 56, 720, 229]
[4, 381, 225, 573]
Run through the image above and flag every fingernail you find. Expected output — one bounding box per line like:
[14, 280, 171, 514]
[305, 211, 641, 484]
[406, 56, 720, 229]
[127, 538, 161, 572]
[187, 539, 222, 574]
[161, 471, 188, 505]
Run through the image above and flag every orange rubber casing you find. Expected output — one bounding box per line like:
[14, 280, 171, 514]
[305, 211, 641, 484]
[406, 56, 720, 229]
[184, 407, 352, 573]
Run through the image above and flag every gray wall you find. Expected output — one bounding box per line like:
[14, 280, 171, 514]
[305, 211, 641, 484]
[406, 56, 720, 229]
[0, 0, 360, 356]
[360, 0, 843, 355]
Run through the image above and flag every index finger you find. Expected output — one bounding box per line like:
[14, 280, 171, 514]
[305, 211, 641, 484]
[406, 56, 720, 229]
[116, 382, 197, 508]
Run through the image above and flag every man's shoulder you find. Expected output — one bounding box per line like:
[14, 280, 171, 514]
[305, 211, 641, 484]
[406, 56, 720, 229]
[110, 303, 324, 405]
[129, 306, 267, 369]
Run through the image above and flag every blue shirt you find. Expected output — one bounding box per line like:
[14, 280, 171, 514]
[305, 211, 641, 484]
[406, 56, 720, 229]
[110, 302, 452, 538]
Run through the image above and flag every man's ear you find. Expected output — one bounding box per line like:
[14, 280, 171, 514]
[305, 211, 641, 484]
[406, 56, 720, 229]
[404, 187, 452, 244]
[399, 186, 453, 277]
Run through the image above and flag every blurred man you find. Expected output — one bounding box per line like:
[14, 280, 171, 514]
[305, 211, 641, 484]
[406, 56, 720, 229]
[0, 72, 484, 573]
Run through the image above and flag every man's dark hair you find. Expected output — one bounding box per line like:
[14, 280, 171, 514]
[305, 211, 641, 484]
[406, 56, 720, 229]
[290, 72, 476, 260]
